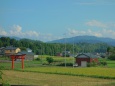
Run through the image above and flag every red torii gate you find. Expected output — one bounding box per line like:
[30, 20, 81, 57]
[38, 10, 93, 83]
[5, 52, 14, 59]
[10, 54, 26, 69]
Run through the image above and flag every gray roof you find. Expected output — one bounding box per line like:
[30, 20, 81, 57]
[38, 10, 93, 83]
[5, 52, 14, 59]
[20, 51, 34, 55]
[0, 47, 5, 50]
[5, 46, 18, 50]
[26, 48, 31, 50]
[75, 53, 97, 58]
[15, 52, 26, 55]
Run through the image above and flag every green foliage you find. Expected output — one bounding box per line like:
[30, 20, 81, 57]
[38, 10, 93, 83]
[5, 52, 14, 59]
[0, 66, 5, 70]
[0, 71, 3, 80]
[87, 62, 97, 67]
[108, 54, 115, 60]
[35, 57, 41, 61]
[0, 56, 10, 60]
[57, 62, 73, 66]
[100, 61, 107, 66]
[107, 46, 115, 60]
[46, 57, 54, 64]
[20, 47, 27, 51]
[24, 67, 115, 79]
[0, 37, 109, 55]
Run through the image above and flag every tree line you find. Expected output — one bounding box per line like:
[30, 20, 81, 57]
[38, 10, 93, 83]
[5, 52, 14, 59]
[0, 37, 110, 55]
[107, 47, 115, 60]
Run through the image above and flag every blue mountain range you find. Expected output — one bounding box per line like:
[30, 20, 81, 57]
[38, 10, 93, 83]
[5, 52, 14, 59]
[48, 35, 115, 46]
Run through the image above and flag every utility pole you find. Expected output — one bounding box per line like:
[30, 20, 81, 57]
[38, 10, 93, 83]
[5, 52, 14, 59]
[63, 33, 66, 67]
[73, 36, 75, 67]
[70, 32, 75, 67]
[40, 44, 42, 65]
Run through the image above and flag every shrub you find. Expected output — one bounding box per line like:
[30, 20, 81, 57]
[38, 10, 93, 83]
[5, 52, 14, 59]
[57, 62, 73, 66]
[46, 57, 54, 64]
[35, 57, 41, 61]
[108, 54, 115, 60]
[87, 63, 91, 67]
[100, 61, 107, 66]
[87, 62, 97, 67]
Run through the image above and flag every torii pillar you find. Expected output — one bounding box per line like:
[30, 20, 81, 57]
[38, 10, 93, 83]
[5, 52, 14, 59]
[10, 54, 26, 69]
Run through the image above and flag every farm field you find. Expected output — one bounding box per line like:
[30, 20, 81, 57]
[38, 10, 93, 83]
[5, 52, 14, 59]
[0, 56, 115, 86]
[1, 70, 115, 86]
[23, 67, 115, 79]
[0, 55, 115, 69]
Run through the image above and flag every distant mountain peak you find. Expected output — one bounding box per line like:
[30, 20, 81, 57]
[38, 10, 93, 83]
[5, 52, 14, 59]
[48, 35, 115, 46]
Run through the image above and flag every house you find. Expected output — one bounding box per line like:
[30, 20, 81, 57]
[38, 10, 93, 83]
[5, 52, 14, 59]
[19, 48, 34, 61]
[0, 47, 5, 56]
[56, 52, 62, 56]
[26, 48, 32, 52]
[5, 46, 21, 56]
[75, 53, 98, 67]
[62, 51, 71, 57]
[20, 51, 34, 61]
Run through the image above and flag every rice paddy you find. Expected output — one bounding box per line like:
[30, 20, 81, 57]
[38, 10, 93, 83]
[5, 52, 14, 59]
[1, 70, 115, 86]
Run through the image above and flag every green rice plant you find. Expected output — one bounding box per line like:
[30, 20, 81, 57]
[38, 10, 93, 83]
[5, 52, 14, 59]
[23, 67, 115, 79]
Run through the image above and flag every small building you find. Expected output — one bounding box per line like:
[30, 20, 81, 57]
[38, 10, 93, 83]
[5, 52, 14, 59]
[56, 52, 62, 56]
[5, 46, 21, 56]
[0, 47, 5, 56]
[20, 51, 34, 61]
[62, 51, 71, 57]
[75, 53, 98, 67]
[26, 48, 32, 52]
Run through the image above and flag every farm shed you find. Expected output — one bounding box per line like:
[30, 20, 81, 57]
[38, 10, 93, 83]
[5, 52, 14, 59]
[75, 53, 98, 67]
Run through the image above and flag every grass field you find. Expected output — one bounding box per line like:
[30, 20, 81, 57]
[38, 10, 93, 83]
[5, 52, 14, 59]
[22, 67, 115, 79]
[1, 70, 115, 86]
[0, 56, 115, 86]
[0, 55, 115, 69]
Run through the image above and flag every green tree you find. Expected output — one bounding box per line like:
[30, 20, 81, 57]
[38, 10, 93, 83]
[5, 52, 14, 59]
[46, 57, 54, 64]
[108, 54, 115, 60]
[20, 47, 27, 51]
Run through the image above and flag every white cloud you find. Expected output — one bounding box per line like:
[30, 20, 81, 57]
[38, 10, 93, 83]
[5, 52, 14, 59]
[86, 20, 107, 28]
[102, 29, 115, 38]
[26, 31, 39, 37]
[68, 28, 78, 35]
[8, 25, 40, 39]
[40, 33, 61, 42]
[13, 25, 22, 32]
[1, 24, 115, 41]
[0, 25, 58, 41]
[0, 28, 7, 36]
[10, 25, 23, 36]
[68, 29, 103, 37]
[67, 28, 115, 39]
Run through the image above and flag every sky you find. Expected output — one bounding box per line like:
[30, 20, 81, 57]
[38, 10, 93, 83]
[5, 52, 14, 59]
[0, 0, 115, 42]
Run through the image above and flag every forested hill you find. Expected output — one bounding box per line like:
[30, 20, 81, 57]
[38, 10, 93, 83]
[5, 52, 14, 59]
[48, 35, 115, 46]
[0, 37, 110, 55]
